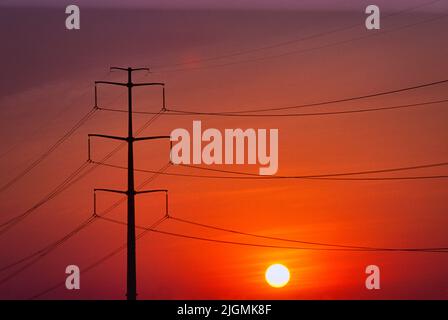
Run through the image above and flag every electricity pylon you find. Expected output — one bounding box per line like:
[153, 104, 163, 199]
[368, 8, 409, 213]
[88, 67, 170, 300]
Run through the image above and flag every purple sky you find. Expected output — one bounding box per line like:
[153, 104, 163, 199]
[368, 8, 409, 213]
[1, 0, 447, 12]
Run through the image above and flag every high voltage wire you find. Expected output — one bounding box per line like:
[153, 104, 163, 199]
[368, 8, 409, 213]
[0, 110, 165, 236]
[0, 161, 91, 234]
[0, 108, 97, 194]
[0, 71, 149, 194]
[2, 1, 444, 298]
[92, 160, 448, 181]
[147, 228, 448, 253]
[178, 163, 448, 180]
[98, 216, 448, 253]
[0, 217, 95, 274]
[84, 65, 168, 301]
[28, 208, 448, 299]
[0, 217, 97, 287]
[0, 111, 163, 235]
[96, 78, 448, 117]
[284, 175, 448, 181]
[167, 215, 448, 252]
[23, 42, 441, 201]
[115, 167, 448, 181]
[168, 99, 448, 117]
[0, 5, 448, 292]
[14, 153, 438, 283]
[0, 77, 166, 287]
[2, 81, 446, 292]
[0, 69, 113, 161]
[179, 162, 448, 178]
[0, 94, 91, 161]
[0, 162, 171, 286]
[151, 0, 444, 70]
[2, 75, 447, 230]
[28, 215, 168, 300]
[2, 78, 445, 242]
[99, 98, 448, 117]
[1, 105, 98, 194]
[19, 155, 446, 296]
[169, 79, 448, 114]
[6, 128, 443, 292]
[154, 13, 448, 74]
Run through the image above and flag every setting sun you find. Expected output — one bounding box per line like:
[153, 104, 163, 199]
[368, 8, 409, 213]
[265, 264, 290, 288]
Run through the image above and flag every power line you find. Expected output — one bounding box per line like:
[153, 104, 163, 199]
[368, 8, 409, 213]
[28, 215, 168, 300]
[154, 13, 448, 74]
[0, 107, 97, 194]
[179, 162, 448, 179]
[0, 162, 171, 286]
[167, 98, 448, 117]
[148, 228, 448, 253]
[98, 216, 448, 253]
[92, 160, 448, 181]
[0, 70, 149, 194]
[98, 98, 448, 118]
[27, 200, 448, 299]
[151, 0, 444, 70]
[286, 175, 448, 181]
[106, 163, 448, 181]
[3, 79, 445, 231]
[0, 217, 96, 286]
[0, 69, 113, 161]
[29, 205, 448, 299]
[0, 95, 90, 161]
[169, 79, 448, 114]
[0, 115, 167, 283]
[168, 215, 448, 252]
[91, 67, 171, 301]
[4, 24, 448, 296]
[0, 217, 95, 274]
[98, 79, 448, 119]
[25, 189, 448, 299]
[0, 109, 165, 236]
[0, 161, 91, 233]
[0, 127, 169, 288]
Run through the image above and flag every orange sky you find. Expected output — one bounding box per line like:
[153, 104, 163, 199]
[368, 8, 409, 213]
[0, 4, 447, 299]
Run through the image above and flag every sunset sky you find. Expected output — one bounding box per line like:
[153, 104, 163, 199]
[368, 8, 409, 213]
[0, 1, 447, 299]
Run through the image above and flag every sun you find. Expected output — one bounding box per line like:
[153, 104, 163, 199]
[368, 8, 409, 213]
[265, 264, 290, 288]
